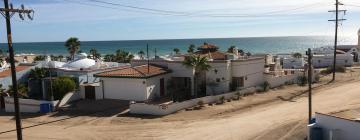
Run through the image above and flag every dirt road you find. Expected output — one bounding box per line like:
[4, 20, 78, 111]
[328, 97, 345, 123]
[0, 79, 360, 140]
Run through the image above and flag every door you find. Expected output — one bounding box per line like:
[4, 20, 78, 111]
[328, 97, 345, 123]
[85, 86, 96, 99]
[160, 78, 165, 97]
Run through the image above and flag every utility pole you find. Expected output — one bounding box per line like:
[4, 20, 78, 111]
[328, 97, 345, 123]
[328, 0, 346, 82]
[0, 1, 34, 140]
[147, 44, 150, 74]
[306, 48, 313, 124]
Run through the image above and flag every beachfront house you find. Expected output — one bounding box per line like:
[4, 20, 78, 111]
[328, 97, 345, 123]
[130, 43, 267, 101]
[92, 65, 171, 101]
[311, 29, 360, 68]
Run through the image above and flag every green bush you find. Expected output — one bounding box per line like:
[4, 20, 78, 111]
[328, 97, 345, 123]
[261, 81, 270, 92]
[197, 100, 204, 107]
[52, 76, 76, 100]
[297, 76, 308, 86]
[321, 66, 346, 74]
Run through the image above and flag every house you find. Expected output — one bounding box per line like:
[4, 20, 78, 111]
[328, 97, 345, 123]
[131, 43, 266, 99]
[311, 28, 360, 68]
[90, 64, 171, 101]
[308, 111, 360, 140]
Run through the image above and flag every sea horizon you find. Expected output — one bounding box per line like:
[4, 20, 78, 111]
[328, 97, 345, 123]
[1, 35, 357, 56]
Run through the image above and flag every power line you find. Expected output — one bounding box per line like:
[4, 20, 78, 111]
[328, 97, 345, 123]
[62, 0, 329, 18]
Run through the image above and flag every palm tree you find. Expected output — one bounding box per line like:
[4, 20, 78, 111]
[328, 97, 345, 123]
[8, 84, 28, 98]
[64, 37, 81, 60]
[89, 48, 101, 59]
[238, 49, 245, 56]
[187, 44, 195, 53]
[173, 48, 180, 54]
[292, 52, 302, 58]
[227, 46, 236, 53]
[182, 55, 211, 97]
[104, 54, 115, 62]
[29, 67, 48, 80]
[138, 50, 145, 60]
[115, 49, 134, 63]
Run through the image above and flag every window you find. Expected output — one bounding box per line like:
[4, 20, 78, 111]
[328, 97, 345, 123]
[232, 77, 244, 88]
[216, 78, 220, 82]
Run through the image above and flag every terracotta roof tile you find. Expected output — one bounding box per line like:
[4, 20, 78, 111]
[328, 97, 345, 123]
[94, 65, 170, 78]
[0, 66, 32, 78]
[194, 51, 227, 60]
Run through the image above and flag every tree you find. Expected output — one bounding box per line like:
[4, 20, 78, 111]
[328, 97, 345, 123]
[89, 48, 101, 60]
[182, 55, 211, 97]
[29, 67, 49, 80]
[64, 37, 81, 60]
[0, 84, 6, 108]
[246, 52, 252, 56]
[52, 76, 76, 110]
[173, 48, 180, 54]
[187, 44, 195, 53]
[104, 54, 115, 62]
[34, 55, 46, 61]
[8, 84, 28, 98]
[238, 49, 245, 56]
[115, 49, 134, 63]
[227, 46, 236, 53]
[138, 50, 145, 60]
[52, 76, 76, 100]
[292, 52, 302, 58]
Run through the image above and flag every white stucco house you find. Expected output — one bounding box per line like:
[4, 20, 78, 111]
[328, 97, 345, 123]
[89, 64, 171, 101]
[308, 112, 360, 140]
[311, 28, 360, 68]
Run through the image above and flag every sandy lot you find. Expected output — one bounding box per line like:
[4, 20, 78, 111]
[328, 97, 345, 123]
[1, 69, 360, 140]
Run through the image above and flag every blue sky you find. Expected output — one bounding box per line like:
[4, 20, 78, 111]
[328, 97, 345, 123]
[0, 0, 359, 43]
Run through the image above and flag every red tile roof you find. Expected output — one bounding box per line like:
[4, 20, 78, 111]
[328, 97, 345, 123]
[0, 66, 32, 78]
[198, 43, 219, 50]
[94, 65, 170, 78]
[194, 51, 227, 60]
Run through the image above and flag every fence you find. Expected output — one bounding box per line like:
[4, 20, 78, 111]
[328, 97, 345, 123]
[5, 97, 58, 113]
[129, 87, 257, 116]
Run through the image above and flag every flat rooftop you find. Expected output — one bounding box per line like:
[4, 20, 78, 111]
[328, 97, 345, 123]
[327, 108, 360, 122]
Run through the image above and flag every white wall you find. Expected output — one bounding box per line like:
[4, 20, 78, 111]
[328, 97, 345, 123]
[283, 57, 305, 69]
[231, 58, 265, 88]
[145, 74, 171, 100]
[130, 87, 257, 116]
[102, 78, 147, 101]
[5, 97, 58, 113]
[206, 61, 231, 95]
[310, 113, 360, 140]
[168, 62, 194, 77]
[312, 54, 353, 68]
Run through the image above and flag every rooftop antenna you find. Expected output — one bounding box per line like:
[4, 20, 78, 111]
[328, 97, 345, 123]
[147, 44, 149, 74]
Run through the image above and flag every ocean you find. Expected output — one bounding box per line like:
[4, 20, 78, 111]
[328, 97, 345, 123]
[1, 36, 357, 56]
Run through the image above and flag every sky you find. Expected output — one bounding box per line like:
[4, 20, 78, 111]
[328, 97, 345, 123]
[0, 0, 359, 43]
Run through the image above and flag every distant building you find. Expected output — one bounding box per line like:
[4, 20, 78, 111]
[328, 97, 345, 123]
[311, 28, 360, 68]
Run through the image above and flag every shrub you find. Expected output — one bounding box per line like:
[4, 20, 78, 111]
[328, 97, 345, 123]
[297, 76, 308, 86]
[197, 100, 204, 107]
[261, 81, 270, 92]
[218, 96, 225, 104]
[321, 66, 346, 74]
[52, 76, 76, 100]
